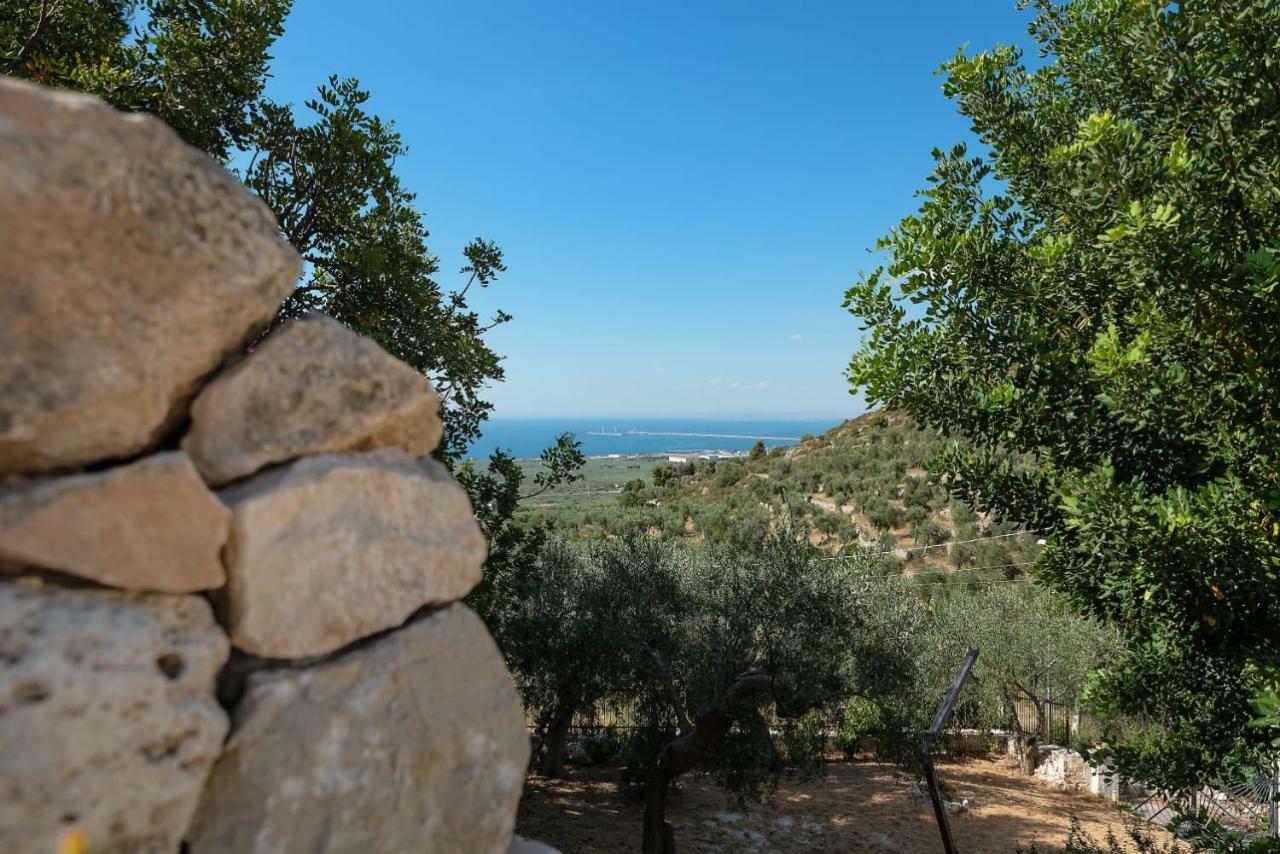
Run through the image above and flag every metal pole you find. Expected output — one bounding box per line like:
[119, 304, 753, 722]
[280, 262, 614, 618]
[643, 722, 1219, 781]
[923, 761, 956, 854]
[923, 647, 980, 854]
[1046, 683, 1053, 744]
[1269, 759, 1279, 839]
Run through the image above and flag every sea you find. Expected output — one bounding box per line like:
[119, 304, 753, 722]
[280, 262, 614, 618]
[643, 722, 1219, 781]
[465, 417, 849, 461]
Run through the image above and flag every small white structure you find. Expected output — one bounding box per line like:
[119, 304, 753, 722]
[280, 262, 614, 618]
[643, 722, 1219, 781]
[1088, 758, 1122, 802]
[1034, 746, 1089, 792]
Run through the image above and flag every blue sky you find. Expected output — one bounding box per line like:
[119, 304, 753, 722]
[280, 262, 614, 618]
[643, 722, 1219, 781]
[265, 1, 1034, 419]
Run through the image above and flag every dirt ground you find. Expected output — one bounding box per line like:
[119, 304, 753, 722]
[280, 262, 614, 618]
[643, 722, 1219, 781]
[517, 756, 1176, 853]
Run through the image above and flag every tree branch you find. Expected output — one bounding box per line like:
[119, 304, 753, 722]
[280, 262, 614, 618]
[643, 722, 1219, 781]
[9, 0, 56, 73]
[645, 645, 692, 733]
[657, 672, 774, 777]
[518, 481, 555, 502]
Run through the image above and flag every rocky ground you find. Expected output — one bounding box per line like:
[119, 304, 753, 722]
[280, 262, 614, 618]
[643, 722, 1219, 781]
[517, 756, 1177, 853]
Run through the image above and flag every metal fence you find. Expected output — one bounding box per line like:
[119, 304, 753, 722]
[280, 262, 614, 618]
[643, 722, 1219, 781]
[1011, 697, 1100, 747]
[1127, 765, 1280, 839]
[529, 695, 1094, 744]
[524, 700, 644, 732]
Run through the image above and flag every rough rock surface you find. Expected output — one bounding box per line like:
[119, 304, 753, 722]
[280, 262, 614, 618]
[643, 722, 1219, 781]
[0, 581, 229, 854]
[1034, 745, 1089, 792]
[1088, 758, 1122, 800]
[183, 314, 442, 485]
[0, 77, 300, 476]
[187, 604, 528, 854]
[509, 836, 562, 854]
[0, 452, 229, 592]
[219, 450, 485, 657]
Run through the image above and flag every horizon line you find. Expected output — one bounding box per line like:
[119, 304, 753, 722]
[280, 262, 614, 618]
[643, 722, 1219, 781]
[482, 412, 862, 422]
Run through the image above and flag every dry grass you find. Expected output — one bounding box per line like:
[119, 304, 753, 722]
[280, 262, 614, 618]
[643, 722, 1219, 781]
[517, 756, 1174, 853]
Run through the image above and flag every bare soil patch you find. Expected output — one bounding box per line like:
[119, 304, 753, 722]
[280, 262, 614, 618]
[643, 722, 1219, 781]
[517, 756, 1173, 852]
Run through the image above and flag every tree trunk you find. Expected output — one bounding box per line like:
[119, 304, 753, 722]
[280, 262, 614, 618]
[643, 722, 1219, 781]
[539, 701, 576, 778]
[1021, 697, 1045, 775]
[1005, 687, 1042, 776]
[642, 765, 676, 854]
[638, 672, 774, 854]
[1022, 736, 1039, 776]
[745, 709, 782, 773]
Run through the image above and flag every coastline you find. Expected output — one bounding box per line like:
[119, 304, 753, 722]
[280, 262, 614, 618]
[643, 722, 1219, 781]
[513, 448, 751, 463]
[466, 416, 841, 463]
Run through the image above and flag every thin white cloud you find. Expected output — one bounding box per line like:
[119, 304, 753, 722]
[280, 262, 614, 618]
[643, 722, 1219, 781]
[788, 332, 803, 340]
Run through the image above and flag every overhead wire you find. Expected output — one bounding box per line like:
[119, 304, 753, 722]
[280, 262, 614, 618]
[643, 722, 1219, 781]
[821, 528, 1047, 561]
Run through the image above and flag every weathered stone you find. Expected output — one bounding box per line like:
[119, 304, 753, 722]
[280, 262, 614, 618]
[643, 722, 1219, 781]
[509, 836, 562, 854]
[0, 77, 300, 476]
[564, 740, 591, 765]
[1088, 757, 1122, 801]
[0, 581, 229, 854]
[183, 314, 442, 485]
[1034, 745, 1089, 792]
[187, 604, 528, 854]
[0, 452, 228, 592]
[218, 450, 485, 657]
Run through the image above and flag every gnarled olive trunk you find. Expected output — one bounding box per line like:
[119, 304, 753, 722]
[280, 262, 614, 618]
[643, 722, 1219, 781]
[1005, 688, 1043, 776]
[539, 695, 578, 778]
[537, 691, 583, 778]
[641, 764, 677, 854]
[640, 673, 774, 854]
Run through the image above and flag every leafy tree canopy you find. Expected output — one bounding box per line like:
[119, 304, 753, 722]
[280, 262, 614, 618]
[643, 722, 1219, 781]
[846, 0, 1280, 788]
[499, 530, 916, 852]
[3, 0, 287, 160]
[2, 1, 520, 462]
[461, 432, 585, 634]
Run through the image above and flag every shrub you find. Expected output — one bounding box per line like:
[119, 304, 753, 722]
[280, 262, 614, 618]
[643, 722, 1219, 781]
[837, 698, 884, 759]
[1016, 816, 1183, 854]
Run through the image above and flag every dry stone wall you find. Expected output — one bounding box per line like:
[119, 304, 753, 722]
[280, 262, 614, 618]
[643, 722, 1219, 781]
[0, 76, 531, 854]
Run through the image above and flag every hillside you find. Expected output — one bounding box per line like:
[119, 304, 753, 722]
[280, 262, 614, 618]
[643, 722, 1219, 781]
[521, 411, 1042, 580]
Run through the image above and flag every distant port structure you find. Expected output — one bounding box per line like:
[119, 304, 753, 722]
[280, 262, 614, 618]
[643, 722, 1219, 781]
[586, 428, 802, 442]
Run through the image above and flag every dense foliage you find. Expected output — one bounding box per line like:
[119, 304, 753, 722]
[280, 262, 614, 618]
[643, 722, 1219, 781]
[846, 0, 1280, 787]
[525, 412, 1043, 579]
[497, 524, 1113, 849]
[2, 0, 287, 161]
[880, 580, 1119, 760]
[495, 532, 919, 850]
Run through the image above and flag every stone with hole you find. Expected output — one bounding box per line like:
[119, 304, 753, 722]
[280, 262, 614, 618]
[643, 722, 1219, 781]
[508, 836, 562, 854]
[0, 452, 229, 592]
[182, 314, 442, 485]
[0, 77, 300, 476]
[0, 580, 229, 854]
[187, 604, 527, 853]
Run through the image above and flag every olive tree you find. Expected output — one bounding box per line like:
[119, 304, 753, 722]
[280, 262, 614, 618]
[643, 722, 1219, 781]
[926, 584, 1120, 761]
[629, 535, 911, 854]
[490, 535, 685, 778]
[846, 0, 1280, 788]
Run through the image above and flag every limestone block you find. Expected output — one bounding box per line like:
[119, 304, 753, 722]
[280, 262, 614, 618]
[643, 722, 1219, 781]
[0, 77, 300, 475]
[0, 452, 228, 592]
[0, 581, 229, 854]
[183, 315, 442, 485]
[187, 605, 528, 854]
[218, 450, 485, 657]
